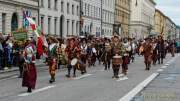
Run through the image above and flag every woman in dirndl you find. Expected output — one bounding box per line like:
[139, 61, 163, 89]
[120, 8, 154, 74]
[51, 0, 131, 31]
[22, 39, 37, 93]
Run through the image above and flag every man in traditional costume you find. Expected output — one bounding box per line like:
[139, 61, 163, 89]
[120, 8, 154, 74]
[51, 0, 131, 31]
[48, 37, 58, 83]
[101, 38, 112, 70]
[80, 38, 87, 64]
[122, 39, 131, 75]
[65, 38, 81, 78]
[152, 39, 158, 65]
[0, 36, 4, 70]
[142, 38, 153, 70]
[57, 39, 67, 69]
[111, 36, 125, 78]
[157, 36, 165, 64]
[22, 38, 37, 93]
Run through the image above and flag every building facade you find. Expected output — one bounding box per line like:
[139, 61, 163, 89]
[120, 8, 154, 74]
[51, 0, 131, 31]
[0, 0, 38, 34]
[176, 26, 180, 39]
[154, 9, 166, 37]
[130, 0, 156, 39]
[154, 9, 177, 40]
[115, 0, 131, 37]
[165, 17, 176, 40]
[39, 0, 80, 37]
[102, 0, 115, 37]
[80, 0, 101, 37]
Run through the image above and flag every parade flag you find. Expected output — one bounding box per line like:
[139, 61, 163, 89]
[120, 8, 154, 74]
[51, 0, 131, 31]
[26, 17, 40, 37]
[26, 17, 48, 58]
[26, 17, 36, 31]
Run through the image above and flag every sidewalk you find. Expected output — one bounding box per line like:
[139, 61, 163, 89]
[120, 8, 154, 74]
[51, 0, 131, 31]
[0, 60, 46, 74]
[132, 54, 180, 101]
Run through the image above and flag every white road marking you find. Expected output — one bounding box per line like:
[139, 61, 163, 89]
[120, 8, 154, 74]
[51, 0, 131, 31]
[117, 76, 128, 82]
[18, 85, 55, 97]
[157, 69, 164, 72]
[160, 66, 167, 69]
[118, 74, 124, 77]
[118, 73, 159, 101]
[73, 74, 92, 80]
[165, 64, 170, 66]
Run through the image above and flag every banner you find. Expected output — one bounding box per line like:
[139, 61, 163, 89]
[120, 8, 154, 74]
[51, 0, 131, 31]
[13, 29, 27, 41]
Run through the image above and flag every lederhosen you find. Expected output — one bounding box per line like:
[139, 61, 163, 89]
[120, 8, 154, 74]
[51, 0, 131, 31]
[48, 44, 57, 83]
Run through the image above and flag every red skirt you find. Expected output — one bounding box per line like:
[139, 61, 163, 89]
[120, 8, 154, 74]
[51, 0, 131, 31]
[22, 63, 37, 89]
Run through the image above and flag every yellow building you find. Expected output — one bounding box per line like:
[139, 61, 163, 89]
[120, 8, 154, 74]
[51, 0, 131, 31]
[154, 9, 166, 37]
[155, 9, 177, 39]
[114, 0, 131, 37]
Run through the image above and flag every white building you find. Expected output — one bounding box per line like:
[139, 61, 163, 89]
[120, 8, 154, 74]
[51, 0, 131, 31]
[176, 26, 180, 39]
[130, 0, 156, 39]
[102, 0, 115, 37]
[0, 0, 38, 34]
[39, 0, 80, 37]
[80, 0, 101, 37]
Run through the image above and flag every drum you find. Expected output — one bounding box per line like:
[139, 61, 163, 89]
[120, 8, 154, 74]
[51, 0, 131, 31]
[71, 58, 86, 73]
[71, 58, 78, 66]
[75, 61, 86, 71]
[112, 55, 123, 65]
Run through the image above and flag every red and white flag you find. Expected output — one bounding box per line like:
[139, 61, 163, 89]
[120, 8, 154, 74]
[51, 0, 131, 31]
[26, 17, 40, 37]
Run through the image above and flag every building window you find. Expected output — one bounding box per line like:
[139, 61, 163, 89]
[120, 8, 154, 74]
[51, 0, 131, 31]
[72, 20, 74, 35]
[67, 3, 70, 14]
[76, 22, 79, 34]
[48, 17, 51, 34]
[67, 20, 70, 36]
[2, 13, 6, 34]
[40, 16, 44, 31]
[61, 1, 64, 12]
[77, 6, 79, 16]
[85, 3, 87, 15]
[88, 4, 90, 16]
[72, 5, 74, 15]
[41, 0, 44, 7]
[99, 8, 101, 18]
[48, 0, 51, 9]
[54, 18, 57, 35]
[54, 0, 58, 10]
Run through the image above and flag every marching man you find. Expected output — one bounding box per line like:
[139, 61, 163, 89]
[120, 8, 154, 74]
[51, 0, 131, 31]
[111, 36, 125, 78]
[48, 37, 58, 83]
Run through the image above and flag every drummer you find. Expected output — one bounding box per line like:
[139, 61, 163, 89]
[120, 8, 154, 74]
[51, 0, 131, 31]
[111, 35, 125, 78]
[65, 38, 81, 78]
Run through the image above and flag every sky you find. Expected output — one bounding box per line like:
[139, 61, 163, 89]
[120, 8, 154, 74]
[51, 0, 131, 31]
[155, 0, 180, 25]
